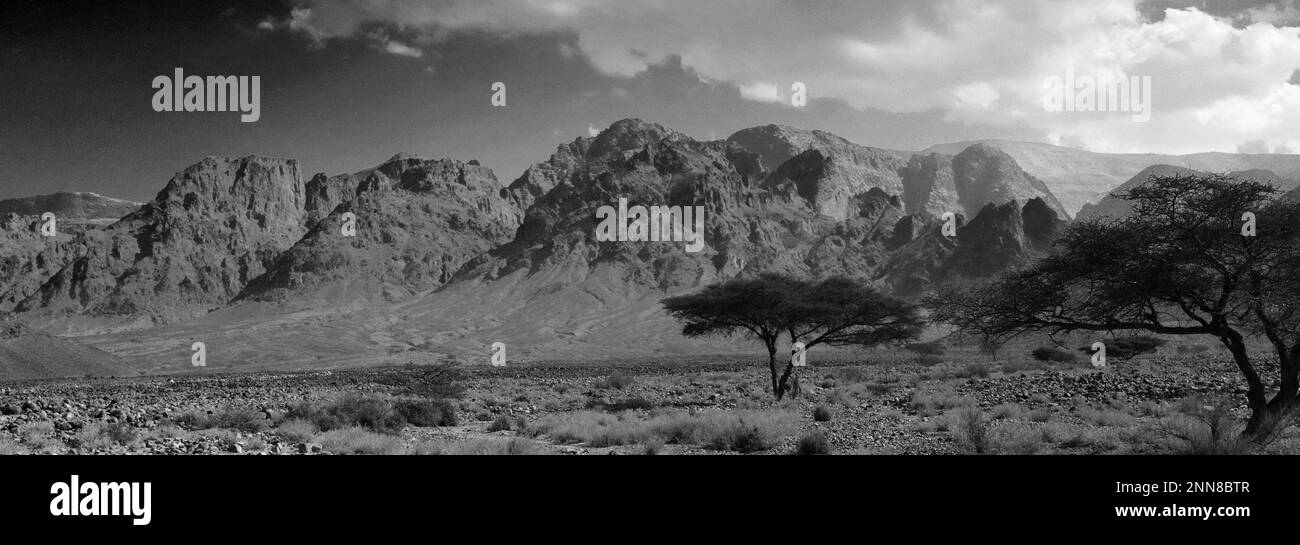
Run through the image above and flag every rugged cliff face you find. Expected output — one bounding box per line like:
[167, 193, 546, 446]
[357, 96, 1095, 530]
[951, 144, 1069, 221]
[899, 153, 960, 219]
[238, 156, 522, 304]
[454, 119, 918, 294]
[0, 214, 97, 311]
[943, 198, 1061, 279]
[728, 124, 909, 220]
[453, 119, 1061, 299]
[16, 156, 306, 324]
[726, 126, 1069, 222]
[875, 197, 1063, 296]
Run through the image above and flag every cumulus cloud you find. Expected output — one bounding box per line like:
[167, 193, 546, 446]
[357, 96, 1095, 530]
[737, 82, 784, 104]
[281, 0, 1300, 153]
[383, 40, 423, 57]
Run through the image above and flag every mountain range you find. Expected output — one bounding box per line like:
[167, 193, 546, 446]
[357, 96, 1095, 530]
[924, 140, 1300, 217]
[3, 119, 1299, 377]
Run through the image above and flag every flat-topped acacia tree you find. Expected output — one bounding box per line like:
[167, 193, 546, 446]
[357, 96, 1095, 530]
[662, 274, 922, 400]
[930, 173, 1300, 445]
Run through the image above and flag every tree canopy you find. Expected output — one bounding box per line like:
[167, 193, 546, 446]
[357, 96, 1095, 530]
[930, 173, 1300, 444]
[664, 273, 922, 399]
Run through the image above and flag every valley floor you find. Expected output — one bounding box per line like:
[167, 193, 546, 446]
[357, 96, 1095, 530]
[1, 353, 1296, 455]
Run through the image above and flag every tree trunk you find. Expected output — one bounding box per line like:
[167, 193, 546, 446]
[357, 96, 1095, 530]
[1242, 348, 1300, 446]
[767, 347, 782, 400]
[1242, 396, 1298, 446]
[776, 360, 796, 400]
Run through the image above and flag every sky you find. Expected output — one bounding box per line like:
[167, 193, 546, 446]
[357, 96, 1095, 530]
[2, 0, 1300, 201]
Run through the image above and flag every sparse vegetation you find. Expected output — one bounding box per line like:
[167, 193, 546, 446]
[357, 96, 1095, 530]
[488, 415, 512, 432]
[286, 394, 454, 435]
[954, 363, 992, 379]
[1159, 397, 1252, 455]
[523, 409, 797, 453]
[910, 390, 976, 417]
[379, 363, 468, 400]
[797, 431, 832, 455]
[596, 373, 635, 390]
[1031, 346, 1077, 363]
[393, 398, 458, 427]
[316, 427, 405, 455]
[275, 418, 319, 443]
[951, 407, 990, 454]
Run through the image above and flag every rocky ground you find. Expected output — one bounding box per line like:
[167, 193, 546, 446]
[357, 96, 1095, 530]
[0, 352, 1293, 455]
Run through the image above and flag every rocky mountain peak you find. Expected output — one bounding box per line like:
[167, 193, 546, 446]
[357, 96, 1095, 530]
[16, 156, 306, 324]
[238, 157, 521, 305]
[953, 144, 1069, 220]
[586, 119, 678, 161]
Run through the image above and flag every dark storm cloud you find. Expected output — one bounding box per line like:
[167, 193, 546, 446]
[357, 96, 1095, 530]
[0, 0, 294, 45]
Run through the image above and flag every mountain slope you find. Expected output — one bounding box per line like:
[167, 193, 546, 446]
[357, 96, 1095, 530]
[0, 214, 101, 312]
[0, 318, 133, 380]
[238, 156, 523, 306]
[16, 156, 307, 330]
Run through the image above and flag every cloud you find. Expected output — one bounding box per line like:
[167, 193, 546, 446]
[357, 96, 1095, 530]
[281, 0, 1300, 153]
[383, 40, 422, 57]
[737, 82, 783, 104]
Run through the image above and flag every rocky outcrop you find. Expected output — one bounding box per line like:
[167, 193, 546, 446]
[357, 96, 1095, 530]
[899, 153, 960, 219]
[0, 214, 104, 312]
[458, 119, 914, 293]
[952, 144, 1068, 221]
[728, 124, 909, 220]
[16, 156, 306, 323]
[238, 157, 522, 304]
[726, 126, 1068, 223]
[877, 196, 1064, 296]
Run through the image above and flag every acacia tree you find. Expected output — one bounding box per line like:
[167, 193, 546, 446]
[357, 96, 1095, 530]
[663, 273, 922, 400]
[930, 173, 1300, 445]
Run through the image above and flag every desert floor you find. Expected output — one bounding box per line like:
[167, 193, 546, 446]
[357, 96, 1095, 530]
[1, 351, 1295, 455]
